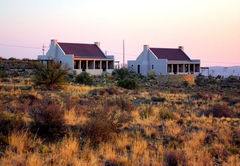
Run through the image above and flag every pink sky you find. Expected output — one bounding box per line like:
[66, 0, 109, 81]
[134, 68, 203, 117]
[0, 0, 239, 67]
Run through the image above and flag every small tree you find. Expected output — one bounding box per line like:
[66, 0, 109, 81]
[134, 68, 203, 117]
[31, 61, 70, 90]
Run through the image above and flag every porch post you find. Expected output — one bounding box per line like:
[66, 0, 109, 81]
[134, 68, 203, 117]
[177, 64, 179, 74]
[171, 64, 173, 73]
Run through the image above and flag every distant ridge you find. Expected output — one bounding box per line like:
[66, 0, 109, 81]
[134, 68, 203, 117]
[201, 66, 240, 77]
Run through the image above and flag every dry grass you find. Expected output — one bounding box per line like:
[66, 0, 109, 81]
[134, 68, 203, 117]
[0, 78, 240, 165]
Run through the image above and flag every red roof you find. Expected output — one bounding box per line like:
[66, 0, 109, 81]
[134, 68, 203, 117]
[150, 48, 191, 61]
[58, 42, 106, 59]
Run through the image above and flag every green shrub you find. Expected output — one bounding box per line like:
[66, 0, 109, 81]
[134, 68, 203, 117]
[117, 78, 139, 90]
[30, 61, 70, 90]
[75, 72, 93, 85]
[195, 75, 208, 86]
[182, 81, 190, 87]
[65, 73, 75, 82]
[226, 75, 239, 82]
[112, 68, 129, 80]
[195, 74, 218, 86]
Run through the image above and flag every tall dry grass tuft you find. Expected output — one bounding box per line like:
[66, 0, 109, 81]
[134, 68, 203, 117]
[59, 135, 79, 164]
[25, 152, 44, 166]
[131, 136, 148, 164]
[1, 131, 43, 166]
[98, 142, 117, 164]
[64, 107, 87, 125]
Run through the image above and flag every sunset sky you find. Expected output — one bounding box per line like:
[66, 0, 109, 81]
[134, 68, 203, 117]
[0, 0, 239, 67]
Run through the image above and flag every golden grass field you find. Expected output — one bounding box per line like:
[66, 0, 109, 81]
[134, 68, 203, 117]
[0, 74, 240, 166]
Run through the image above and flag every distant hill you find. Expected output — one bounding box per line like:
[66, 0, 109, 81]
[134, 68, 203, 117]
[201, 66, 240, 77]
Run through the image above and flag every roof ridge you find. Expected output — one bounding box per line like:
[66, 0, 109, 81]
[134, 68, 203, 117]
[58, 42, 95, 45]
[150, 47, 179, 49]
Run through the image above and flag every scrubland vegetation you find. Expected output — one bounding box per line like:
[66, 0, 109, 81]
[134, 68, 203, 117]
[0, 60, 240, 165]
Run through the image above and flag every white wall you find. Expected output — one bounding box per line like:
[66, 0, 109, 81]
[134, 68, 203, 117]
[135, 47, 149, 75]
[56, 45, 74, 68]
[128, 60, 137, 72]
[44, 39, 57, 60]
[38, 39, 74, 69]
[154, 59, 167, 75]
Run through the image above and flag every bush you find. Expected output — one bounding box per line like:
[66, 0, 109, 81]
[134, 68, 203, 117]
[115, 95, 135, 112]
[30, 61, 70, 90]
[8, 57, 17, 61]
[203, 104, 235, 118]
[0, 71, 7, 79]
[117, 78, 139, 90]
[65, 73, 75, 82]
[226, 75, 239, 82]
[195, 75, 208, 86]
[182, 81, 190, 87]
[112, 68, 129, 80]
[163, 149, 178, 166]
[140, 104, 154, 119]
[0, 111, 26, 135]
[192, 92, 213, 101]
[29, 98, 66, 139]
[159, 108, 174, 120]
[75, 72, 93, 85]
[19, 93, 39, 105]
[81, 105, 132, 146]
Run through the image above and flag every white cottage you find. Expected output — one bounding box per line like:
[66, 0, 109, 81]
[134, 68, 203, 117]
[128, 45, 200, 76]
[38, 39, 114, 75]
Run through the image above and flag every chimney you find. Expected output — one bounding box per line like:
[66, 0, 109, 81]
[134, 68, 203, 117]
[94, 42, 100, 47]
[144, 45, 149, 51]
[179, 46, 184, 50]
[51, 39, 58, 47]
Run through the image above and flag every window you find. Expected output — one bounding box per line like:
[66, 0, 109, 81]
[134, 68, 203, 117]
[152, 65, 154, 70]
